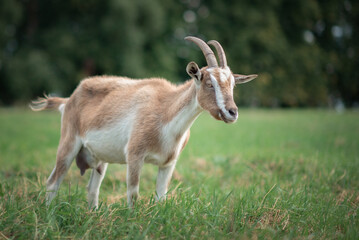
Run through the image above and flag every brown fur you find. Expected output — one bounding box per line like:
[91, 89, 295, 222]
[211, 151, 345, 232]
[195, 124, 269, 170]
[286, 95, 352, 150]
[197, 70, 221, 120]
[35, 69, 237, 182]
[46, 133, 75, 185]
[37, 71, 230, 179]
[36, 76, 201, 179]
[96, 165, 103, 175]
[34, 71, 221, 140]
[70, 76, 197, 157]
[66, 76, 187, 136]
[30, 96, 68, 111]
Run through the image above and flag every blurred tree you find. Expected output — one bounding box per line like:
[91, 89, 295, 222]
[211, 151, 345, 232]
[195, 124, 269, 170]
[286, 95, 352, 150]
[0, 0, 357, 107]
[0, 0, 24, 104]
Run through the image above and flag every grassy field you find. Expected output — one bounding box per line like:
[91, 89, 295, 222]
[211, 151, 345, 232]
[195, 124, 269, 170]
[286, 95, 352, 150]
[0, 108, 358, 239]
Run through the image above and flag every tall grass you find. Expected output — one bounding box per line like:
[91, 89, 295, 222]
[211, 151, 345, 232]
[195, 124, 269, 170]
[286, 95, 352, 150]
[0, 108, 358, 239]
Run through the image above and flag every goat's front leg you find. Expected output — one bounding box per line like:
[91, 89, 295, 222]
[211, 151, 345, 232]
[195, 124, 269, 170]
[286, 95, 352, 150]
[126, 154, 144, 208]
[156, 162, 177, 201]
[87, 163, 108, 209]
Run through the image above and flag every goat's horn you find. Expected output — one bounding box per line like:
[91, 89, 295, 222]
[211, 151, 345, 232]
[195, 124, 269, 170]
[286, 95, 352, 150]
[208, 40, 227, 68]
[185, 36, 218, 68]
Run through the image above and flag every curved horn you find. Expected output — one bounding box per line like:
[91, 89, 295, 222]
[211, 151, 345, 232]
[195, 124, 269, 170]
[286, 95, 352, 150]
[208, 40, 227, 67]
[185, 36, 218, 68]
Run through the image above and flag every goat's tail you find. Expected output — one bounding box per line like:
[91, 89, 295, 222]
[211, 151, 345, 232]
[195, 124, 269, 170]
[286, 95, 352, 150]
[30, 94, 68, 113]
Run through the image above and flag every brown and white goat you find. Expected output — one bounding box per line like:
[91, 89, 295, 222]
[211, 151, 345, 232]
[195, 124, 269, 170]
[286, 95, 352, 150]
[31, 36, 257, 208]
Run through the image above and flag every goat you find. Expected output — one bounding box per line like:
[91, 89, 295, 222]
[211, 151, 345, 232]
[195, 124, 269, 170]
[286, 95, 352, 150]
[30, 36, 257, 208]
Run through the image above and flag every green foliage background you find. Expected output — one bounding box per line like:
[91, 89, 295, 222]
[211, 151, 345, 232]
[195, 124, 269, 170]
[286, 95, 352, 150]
[0, 0, 358, 107]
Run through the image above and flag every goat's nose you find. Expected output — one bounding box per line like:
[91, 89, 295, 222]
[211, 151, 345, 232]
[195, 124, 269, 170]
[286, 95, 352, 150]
[228, 108, 238, 117]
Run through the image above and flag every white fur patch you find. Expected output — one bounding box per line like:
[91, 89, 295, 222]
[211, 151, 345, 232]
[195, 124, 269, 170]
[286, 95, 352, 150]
[219, 72, 226, 83]
[230, 75, 235, 89]
[209, 73, 232, 119]
[159, 96, 201, 165]
[207, 67, 236, 120]
[58, 103, 65, 114]
[223, 66, 231, 77]
[83, 110, 136, 164]
[161, 98, 199, 142]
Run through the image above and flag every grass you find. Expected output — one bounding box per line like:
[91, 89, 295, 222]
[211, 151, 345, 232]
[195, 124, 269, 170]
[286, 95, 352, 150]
[0, 108, 358, 239]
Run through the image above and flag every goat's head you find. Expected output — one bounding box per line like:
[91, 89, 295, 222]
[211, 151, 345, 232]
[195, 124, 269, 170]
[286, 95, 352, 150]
[185, 36, 257, 123]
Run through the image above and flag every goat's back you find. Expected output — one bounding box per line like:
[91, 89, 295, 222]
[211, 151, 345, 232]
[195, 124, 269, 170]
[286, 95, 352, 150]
[63, 75, 175, 136]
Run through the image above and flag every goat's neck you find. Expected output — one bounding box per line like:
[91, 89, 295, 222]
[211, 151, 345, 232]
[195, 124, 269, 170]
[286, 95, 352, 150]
[162, 80, 202, 137]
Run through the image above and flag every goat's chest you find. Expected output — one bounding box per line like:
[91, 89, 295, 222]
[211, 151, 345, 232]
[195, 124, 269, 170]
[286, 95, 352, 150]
[144, 130, 190, 166]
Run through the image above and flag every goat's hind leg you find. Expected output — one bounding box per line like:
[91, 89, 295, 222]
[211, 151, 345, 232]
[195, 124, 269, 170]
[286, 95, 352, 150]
[87, 163, 108, 209]
[46, 135, 82, 205]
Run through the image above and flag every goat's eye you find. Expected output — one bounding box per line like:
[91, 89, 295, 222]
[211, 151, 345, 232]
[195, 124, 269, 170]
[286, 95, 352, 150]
[206, 81, 213, 88]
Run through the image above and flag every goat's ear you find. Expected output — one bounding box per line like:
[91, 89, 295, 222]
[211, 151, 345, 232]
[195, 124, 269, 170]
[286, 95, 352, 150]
[233, 74, 258, 85]
[186, 62, 201, 82]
